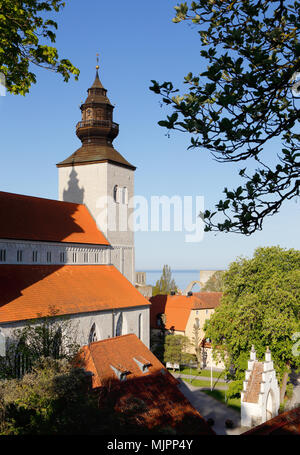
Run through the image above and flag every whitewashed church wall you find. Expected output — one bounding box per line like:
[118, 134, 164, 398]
[0, 305, 150, 351]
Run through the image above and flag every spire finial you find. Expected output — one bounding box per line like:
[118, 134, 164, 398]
[96, 53, 99, 71]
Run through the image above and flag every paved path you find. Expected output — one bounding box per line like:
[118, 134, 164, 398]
[176, 379, 244, 435]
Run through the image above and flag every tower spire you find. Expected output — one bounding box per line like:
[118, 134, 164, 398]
[56, 63, 135, 170]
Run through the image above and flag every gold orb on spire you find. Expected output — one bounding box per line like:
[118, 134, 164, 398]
[96, 52, 100, 70]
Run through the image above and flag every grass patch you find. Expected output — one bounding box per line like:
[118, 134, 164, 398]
[202, 389, 241, 412]
[182, 377, 227, 388]
[168, 367, 225, 379]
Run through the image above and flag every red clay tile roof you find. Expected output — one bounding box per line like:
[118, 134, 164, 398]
[150, 293, 222, 331]
[77, 334, 215, 434]
[192, 292, 223, 309]
[0, 191, 109, 245]
[243, 406, 300, 435]
[0, 265, 150, 323]
[243, 362, 263, 403]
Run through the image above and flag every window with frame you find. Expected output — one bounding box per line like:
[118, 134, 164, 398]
[32, 250, 38, 262]
[84, 252, 89, 263]
[0, 249, 6, 262]
[88, 323, 98, 344]
[46, 252, 52, 263]
[60, 252, 65, 263]
[73, 252, 77, 263]
[17, 250, 23, 262]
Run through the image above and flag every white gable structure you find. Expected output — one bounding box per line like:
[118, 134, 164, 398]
[241, 346, 280, 428]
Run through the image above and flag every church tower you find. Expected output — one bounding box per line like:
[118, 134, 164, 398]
[57, 61, 136, 284]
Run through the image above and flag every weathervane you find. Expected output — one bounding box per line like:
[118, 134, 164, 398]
[96, 53, 100, 70]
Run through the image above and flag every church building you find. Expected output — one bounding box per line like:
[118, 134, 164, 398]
[0, 65, 150, 353]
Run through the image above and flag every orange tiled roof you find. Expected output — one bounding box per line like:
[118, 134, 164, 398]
[0, 265, 150, 323]
[0, 191, 109, 245]
[150, 293, 222, 332]
[77, 334, 215, 434]
[192, 292, 223, 309]
[243, 406, 300, 435]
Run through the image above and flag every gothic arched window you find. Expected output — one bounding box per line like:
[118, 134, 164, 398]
[52, 328, 62, 359]
[121, 187, 128, 205]
[138, 314, 142, 339]
[116, 313, 123, 337]
[113, 185, 119, 203]
[88, 323, 98, 344]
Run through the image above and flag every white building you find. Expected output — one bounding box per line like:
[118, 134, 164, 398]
[241, 346, 280, 428]
[0, 66, 150, 354]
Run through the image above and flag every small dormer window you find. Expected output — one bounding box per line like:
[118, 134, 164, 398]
[110, 364, 131, 381]
[133, 356, 152, 373]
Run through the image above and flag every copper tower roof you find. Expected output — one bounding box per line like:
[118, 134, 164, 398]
[57, 66, 135, 170]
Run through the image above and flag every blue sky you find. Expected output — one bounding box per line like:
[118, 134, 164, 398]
[0, 0, 299, 271]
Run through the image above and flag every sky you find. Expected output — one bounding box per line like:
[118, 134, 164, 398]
[0, 0, 299, 271]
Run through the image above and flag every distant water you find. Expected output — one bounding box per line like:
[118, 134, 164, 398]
[141, 270, 201, 293]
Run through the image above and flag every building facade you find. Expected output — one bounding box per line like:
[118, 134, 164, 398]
[57, 68, 135, 284]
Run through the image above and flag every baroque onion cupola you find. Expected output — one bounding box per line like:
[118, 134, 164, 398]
[57, 63, 135, 170]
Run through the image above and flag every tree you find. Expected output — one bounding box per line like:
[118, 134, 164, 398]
[164, 334, 191, 367]
[204, 246, 300, 402]
[201, 270, 225, 292]
[152, 265, 178, 296]
[0, 0, 79, 95]
[150, 1, 300, 235]
[0, 306, 80, 379]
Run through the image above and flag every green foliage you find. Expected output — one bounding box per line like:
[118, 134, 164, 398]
[0, 0, 80, 95]
[0, 357, 101, 434]
[0, 306, 80, 379]
[163, 334, 191, 365]
[201, 270, 225, 292]
[150, 1, 300, 235]
[205, 247, 300, 391]
[227, 379, 244, 399]
[152, 265, 178, 296]
[286, 382, 294, 400]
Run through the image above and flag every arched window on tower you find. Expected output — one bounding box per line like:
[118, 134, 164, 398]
[116, 313, 123, 337]
[113, 185, 119, 203]
[121, 187, 128, 205]
[88, 323, 98, 344]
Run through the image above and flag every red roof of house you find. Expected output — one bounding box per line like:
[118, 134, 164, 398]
[193, 292, 223, 309]
[0, 265, 150, 323]
[77, 334, 215, 434]
[243, 406, 300, 435]
[150, 293, 222, 331]
[0, 191, 109, 245]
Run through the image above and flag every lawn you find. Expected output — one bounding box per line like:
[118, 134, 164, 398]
[202, 389, 241, 412]
[182, 377, 227, 389]
[168, 367, 225, 379]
